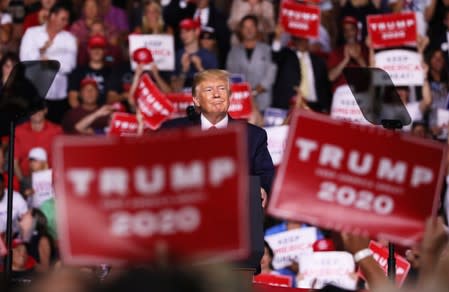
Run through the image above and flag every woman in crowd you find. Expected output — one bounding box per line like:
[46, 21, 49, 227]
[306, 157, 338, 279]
[133, 0, 173, 35]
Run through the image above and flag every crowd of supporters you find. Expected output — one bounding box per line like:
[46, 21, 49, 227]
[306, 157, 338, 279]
[0, 0, 448, 291]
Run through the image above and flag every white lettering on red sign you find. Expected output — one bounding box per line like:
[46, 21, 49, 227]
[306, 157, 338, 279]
[65, 157, 236, 197]
[370, 19, 415, 32]
[295, 138, 434, 188]
[282, 8, 319, 21]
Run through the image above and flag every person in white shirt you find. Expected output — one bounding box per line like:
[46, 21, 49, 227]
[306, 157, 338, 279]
[0, 174, 33, 240]
[19, 3, 77, 124]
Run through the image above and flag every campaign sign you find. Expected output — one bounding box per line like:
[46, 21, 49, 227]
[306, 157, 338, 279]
[109, 112, 139, 136]
[229, 82, 253, 119]
[279, 1, 320, 39]
[31, 169, 54, 208]
[330, 85, 371, 125]
[53, 126, 249, 265]
[365, 240, 411, 286]
[268, 110, 447, 246]
[128, 34, 175, 71]
[264, 227, 317, 269]
[437, 108, 449, 128]
[253, 274, 293, 287]
[134, 74, 174, 130]
[297, 252, 356, 290]
[265, 125, 289, 166]
[374, 49, 424, 86]
[264, 108, 288, 127]
[367, 12, 417, 49]
[166, 92, 194, 118]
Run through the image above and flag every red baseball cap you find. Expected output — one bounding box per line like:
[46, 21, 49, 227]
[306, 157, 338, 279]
[313, 239, 336, 252]
[342, 16, 358, 27]
[179, 18, 200, 30]
[88, 35, 107, 49]
[132, 47, 154, 64]
[80, 77, 98, 89]
[12, 239, 25, 249]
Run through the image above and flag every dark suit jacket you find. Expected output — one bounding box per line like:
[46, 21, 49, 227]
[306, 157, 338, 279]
[161, 115, 275, 194]
[272, 48, 332, 112]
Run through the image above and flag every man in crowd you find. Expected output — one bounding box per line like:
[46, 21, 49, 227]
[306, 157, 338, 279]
[162, 69, 274, 206]
[172, 18, 218, 91]
[14, 105, 62, 182]
[0, 174, 33, 240]
[68, 35, 114, 108]
[272, 33, 332, 113]
[19, 3, 77, 124]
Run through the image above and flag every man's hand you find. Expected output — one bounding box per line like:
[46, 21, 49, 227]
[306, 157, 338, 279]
[191, 55, 204, 72]
[341, 232, 370, 254]
[260, 187, 268, 209]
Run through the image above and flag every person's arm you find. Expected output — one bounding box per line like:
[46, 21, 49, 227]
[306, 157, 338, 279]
[150, 63, 172, 93]
[57, 35, 78, 74]
[68, 90, 80, 108]
[419, 79, 432, 113]
[417, 217, 449, 289]
[425, 0, 438, 22]
[127, 65, 144, 112]
[341, 233, 392, 291]
[74, 105, 113, 135]
[13, 159, 24, 182]
[19, 29, 40, 61]
[35, 236, 51, 272]
[328, 49, 351, 82]
[253, 128, 275, 195]
[19, 211, 33, 241]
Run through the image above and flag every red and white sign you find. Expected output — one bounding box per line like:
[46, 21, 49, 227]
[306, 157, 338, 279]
[253, 274, 293, 287]
[166, 92, 194, 118]
[109, 113, 139, 136]
[128, 34, 175, 71]
[134, 74, 174, 130]
[264, 227, 317, 269]
[367, 12, 417, 49]
[229, 82, 253, 119]
[330, 85, 371, 126]
[363, 240, 411, 286]
[279, 1, 320, 39]
[268, 110, 447, 246]
[297, 252, 357, 290]
[53, 126, 249, 265]
[374, 49, 424, 86]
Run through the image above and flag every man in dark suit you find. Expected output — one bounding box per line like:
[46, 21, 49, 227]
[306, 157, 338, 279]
[162, 69, 274, 207]
[272, 36, 332, 113]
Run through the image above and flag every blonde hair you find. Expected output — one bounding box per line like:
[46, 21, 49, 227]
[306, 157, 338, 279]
[192, 69, 231, 97]
[142, 0, 164, 34]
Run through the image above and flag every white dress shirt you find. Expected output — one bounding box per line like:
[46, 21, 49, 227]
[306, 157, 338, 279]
[201, 114, 228, 130]
[19, 24, 77, 100]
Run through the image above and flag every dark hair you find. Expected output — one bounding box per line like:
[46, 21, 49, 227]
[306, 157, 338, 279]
[239, 14, 259, 29]
[425, 48, 449, 84]
[0, 52, 19, 70]
[264, 241, 275, 270]
[49, 2, 70, 15]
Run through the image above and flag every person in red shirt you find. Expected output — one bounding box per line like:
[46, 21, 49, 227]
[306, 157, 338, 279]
[22, 0, 57, 33]
[14, 105, 62, 182]
[327, 16, 369, 92]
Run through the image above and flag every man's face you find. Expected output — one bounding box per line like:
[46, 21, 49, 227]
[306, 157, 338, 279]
[88, 47, 105, 62]
[180, 28, 198, 46]
[194, 77, 230, 116]
[30, 109, 47, 124]
[80, 84, 99, 105]
[241, 19, 258, 41]
[49, 10, 69, 32]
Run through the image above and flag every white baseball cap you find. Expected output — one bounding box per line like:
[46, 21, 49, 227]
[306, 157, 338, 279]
[28, 147, 48, 162]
